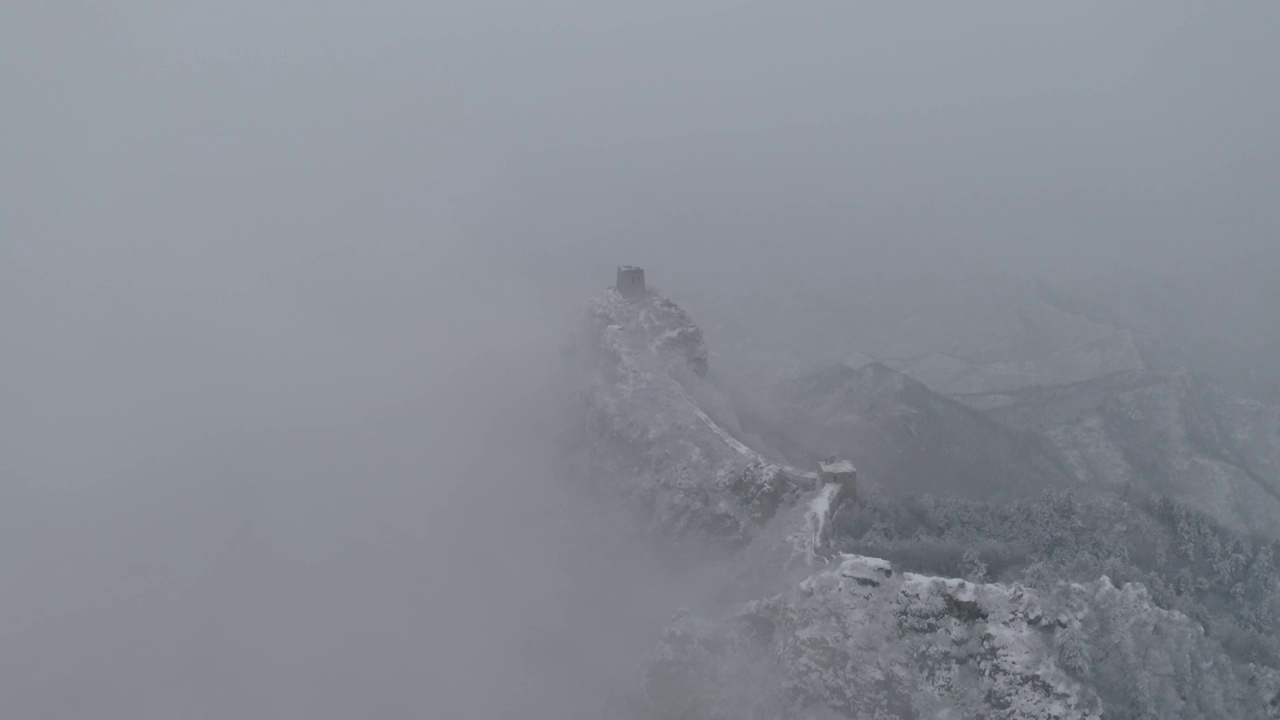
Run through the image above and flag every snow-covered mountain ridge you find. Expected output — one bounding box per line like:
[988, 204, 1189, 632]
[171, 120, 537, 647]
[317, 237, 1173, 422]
[564, 288, 820, 553]
[564, 282, 1280, 718]
[638, 555, 1280, 719]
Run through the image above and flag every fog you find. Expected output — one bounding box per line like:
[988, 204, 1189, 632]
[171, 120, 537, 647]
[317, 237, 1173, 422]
[3, 1, 1279, 717]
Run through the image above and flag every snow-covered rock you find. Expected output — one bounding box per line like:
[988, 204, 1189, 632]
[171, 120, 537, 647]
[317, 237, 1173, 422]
[962, 369, 1280, 538]
[563, 288, 817, 552]
[639, 555, 1280, 719]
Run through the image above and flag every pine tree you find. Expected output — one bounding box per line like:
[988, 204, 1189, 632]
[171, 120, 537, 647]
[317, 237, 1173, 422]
[960, 547, 988, 583]
[1055, 622, 1090, 676]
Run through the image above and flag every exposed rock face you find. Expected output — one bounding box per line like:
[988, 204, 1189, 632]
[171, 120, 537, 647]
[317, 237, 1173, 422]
[639, 555, 1280, 719]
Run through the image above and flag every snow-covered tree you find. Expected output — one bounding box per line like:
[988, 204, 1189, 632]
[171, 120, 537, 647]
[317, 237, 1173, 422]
[960, 547, 988, 582]
[1055, 621, 1090, 676]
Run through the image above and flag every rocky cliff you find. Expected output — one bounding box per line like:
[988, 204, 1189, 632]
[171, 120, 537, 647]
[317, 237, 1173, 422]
[638, 555, 1280, 719]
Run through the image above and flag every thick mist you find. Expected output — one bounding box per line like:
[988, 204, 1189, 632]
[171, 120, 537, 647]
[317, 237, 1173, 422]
[3, 1, 1279, 717]
[4, 241, 692, 716]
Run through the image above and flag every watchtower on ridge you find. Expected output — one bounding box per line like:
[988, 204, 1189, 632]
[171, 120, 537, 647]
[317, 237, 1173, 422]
[819, 456, 857, 502]
[616, 266, 646, 299]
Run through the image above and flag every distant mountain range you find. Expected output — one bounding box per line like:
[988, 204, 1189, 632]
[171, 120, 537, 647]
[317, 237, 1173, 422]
[964, 369, 1280, 538]
[681, 269, 1279, 403]
[767, 362, 1073, 500]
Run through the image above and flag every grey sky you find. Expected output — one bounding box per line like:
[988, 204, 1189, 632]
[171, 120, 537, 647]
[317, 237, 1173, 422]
[6, 1, 1278, 287]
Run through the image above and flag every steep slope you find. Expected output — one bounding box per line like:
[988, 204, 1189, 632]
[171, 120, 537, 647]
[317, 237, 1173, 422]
[769, 363, 1074, 499]
[637, 555, 1280, 719]
[563, 287, 819, 554]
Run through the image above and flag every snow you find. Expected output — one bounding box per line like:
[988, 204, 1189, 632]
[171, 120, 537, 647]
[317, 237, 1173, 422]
[577, 283, 1280, 719]
[573, 287, 828, 547]
[819, 459, 855, 474]
[650, 553, 1115, 717]
[787, 483, 842, 567]
[667, 374, 819, 483]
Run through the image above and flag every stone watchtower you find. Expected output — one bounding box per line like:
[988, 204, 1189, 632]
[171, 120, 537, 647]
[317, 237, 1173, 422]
[819, 456, 857, 502]
[616, 266, 646, 299]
